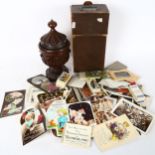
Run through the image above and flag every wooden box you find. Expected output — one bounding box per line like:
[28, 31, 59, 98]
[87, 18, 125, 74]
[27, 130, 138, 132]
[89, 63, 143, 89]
[71, 1, 109, 72]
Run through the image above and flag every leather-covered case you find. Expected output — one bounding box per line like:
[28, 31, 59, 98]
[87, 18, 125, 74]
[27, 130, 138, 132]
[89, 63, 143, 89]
[71, 1, 109, 72]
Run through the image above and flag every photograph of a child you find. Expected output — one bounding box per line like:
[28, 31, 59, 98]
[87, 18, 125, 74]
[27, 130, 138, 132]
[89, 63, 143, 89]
[1, 90, 26, 117]
[20, 107, 46, 145]
[112, 99, 154, 133]
[46, 101, 69, 136]
[68, 102, 95, 126]
[90, 95, 116, 124]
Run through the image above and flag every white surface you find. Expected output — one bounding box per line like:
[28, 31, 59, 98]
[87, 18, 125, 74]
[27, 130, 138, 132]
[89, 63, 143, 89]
[0, 0, 155, 154]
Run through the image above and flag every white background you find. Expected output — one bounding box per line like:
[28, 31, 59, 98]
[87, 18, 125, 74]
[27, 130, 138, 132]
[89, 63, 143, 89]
[0, 0, 155, 154]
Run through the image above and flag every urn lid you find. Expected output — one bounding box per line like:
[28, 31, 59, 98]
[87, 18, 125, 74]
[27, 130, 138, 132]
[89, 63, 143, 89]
[39, 20, 67, 50]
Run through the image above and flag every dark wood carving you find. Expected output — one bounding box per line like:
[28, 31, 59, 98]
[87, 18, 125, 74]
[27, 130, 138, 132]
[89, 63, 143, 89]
[39, 20, 70, 81]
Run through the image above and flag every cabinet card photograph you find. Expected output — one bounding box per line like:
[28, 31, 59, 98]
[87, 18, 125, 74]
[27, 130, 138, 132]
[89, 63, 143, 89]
[112, 98, 154, 133]
[90, 95, 117, 124]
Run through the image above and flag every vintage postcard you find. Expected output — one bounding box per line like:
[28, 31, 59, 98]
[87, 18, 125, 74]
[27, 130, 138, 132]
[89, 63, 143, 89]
[27, 74, 59, 93]
[56, 72, 72, 88]
[99, 85, 109, 96]
[67, 75, 86, 88]
[138, 94, 151, 109]
[66, 88, 79, 104]
[52, 87, 70, 100]
[25, 84, 44, 107]
[99, 78, 129, 89]
[37, 92, 69, 137]
[102, 86, 133, 101]
[20, 105, 46, 145]
[128, 84, 145, 103]
[66, 86, 92, 104]
[79, 70, 108, 80]
[108, 69, 139, 82]
[90, 95, 116, 124]
[37, 92, 58, 112]
[62, 123, 92, 148]
[79, 84, 93, 100]
[105, 61, 127, 71]
[87, 79, 101, 94]
[112, 98, 154, 133]
[109, 93, 134, 103]
[93, 114, 139, 151]
[46, 100, 69, 136]
[68, 102, 95, 126]
[72, 88, 85, 101]
[0, 90, 26, 118]
[31, 86, 70, 105]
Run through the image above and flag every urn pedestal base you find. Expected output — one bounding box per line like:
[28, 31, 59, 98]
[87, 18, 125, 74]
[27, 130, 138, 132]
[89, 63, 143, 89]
[46, 66, 69, 82]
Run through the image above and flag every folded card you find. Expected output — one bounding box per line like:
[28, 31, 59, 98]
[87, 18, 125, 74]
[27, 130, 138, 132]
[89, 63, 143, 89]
[93, 114, 139, 151]
[62, 123, 92, 148]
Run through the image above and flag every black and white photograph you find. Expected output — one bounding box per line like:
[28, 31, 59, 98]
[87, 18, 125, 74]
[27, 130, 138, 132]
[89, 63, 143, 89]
[112, 98, 154, 133]
[90, 95, 116, 124]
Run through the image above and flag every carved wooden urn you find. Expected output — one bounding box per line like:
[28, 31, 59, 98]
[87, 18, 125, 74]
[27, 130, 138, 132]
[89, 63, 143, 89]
[39, 20, 70, 81]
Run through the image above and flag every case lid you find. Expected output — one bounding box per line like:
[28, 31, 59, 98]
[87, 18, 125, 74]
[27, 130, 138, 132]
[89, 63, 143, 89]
[71, 1, 109, 14]
[40, 20, 67, 50]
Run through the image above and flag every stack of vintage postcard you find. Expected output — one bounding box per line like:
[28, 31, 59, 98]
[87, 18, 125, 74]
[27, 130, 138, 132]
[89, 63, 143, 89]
[0, 61, 154, 151]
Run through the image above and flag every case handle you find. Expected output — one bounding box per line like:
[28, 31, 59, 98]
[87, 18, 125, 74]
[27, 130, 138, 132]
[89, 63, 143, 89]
[83, 1, 93, 6]
[81, 1, 97, 11]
